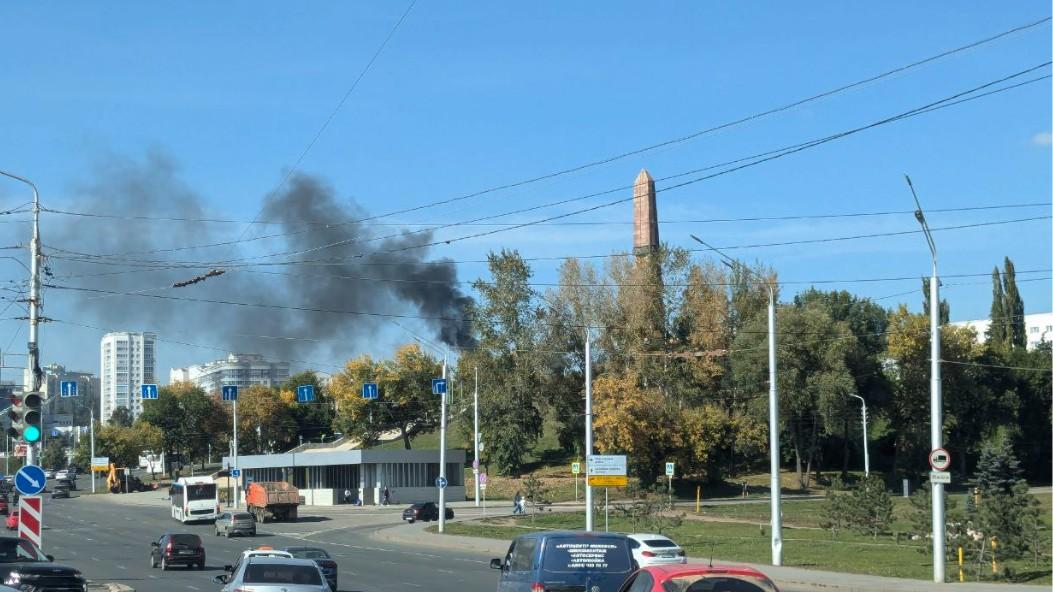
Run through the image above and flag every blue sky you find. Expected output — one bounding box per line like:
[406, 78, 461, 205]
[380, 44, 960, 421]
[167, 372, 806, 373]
[0, 2, 1050, 380]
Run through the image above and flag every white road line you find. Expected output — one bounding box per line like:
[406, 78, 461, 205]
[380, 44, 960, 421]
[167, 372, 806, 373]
[186, 586, 200, 590]
[116, 564, 126, 570]
[402, 583, 423, 588]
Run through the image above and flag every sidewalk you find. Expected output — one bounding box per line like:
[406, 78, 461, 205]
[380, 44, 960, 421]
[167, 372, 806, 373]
[370, 521, 1048, 592]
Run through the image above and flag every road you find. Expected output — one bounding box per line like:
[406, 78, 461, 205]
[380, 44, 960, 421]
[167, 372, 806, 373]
[38, 494, 500, 592]
[30, 492, 843, 592]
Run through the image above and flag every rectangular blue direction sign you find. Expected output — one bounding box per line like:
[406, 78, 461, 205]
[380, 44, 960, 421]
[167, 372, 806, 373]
[59, 381, 77, 398]
[141, 384, 159, 400]
[431, 378, 447, 395]
[362, 383, 378, 400]
[296, 384, 315, 403]
[221, 385, 239, 401]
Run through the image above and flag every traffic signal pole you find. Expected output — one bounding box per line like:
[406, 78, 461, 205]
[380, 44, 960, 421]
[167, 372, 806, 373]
[0, 170, 42, 467]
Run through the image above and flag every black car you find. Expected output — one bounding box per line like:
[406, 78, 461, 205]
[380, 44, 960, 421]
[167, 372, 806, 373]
[0, 535, 87, 591]
[402, 502, 454, 523]
[150, 533, 205, 570]
[282, 546, 338, 591]
[50, 486, 70, 500]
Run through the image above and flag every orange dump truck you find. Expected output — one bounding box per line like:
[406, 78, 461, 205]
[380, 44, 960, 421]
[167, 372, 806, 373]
[245, 481, 300, 523]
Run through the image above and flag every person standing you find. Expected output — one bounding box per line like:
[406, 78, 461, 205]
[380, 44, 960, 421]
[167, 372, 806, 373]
[383, 486, 391, 506]
[513, 491, 523, 515]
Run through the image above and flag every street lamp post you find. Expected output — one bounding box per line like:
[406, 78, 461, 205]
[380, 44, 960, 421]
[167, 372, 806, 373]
[849, 394, 870, 476]
[438, 351, 448, 533]
[906, 175, 944, 583]
[691, 234, 781, 566]
[584, 327, 593, 532]
[473, 366, 480, 507]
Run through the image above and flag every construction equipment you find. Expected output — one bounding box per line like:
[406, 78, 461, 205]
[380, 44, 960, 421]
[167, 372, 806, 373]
[245, 481, 300, 523]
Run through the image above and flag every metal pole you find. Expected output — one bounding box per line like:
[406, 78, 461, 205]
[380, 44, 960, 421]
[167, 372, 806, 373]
[850, 394, 870, 476]
[584, 327, 593, 532]
[438, 353, 448, 533]
[233, 398, 239, 509]
[90, 408, 96, 494]
[474, 366, 480, 507]
[906, 174, 944, 583]
[768, 285, 782, 566]
[930, 261, 945, 581]
[0, 171, 41, 468]
[604, 487, 608, 532]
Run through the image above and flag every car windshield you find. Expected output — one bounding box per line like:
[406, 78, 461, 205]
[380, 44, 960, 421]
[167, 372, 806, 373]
[541, 539, 632, 573]
[0, 538, 48, 563]
[186, 484, 216, 501]
[169, 534, 201, 547]
[244, 563, 322, 584]
[663, 575, 778, 592]
[288, 548, 330, 559]
[644, 539, 678, 548]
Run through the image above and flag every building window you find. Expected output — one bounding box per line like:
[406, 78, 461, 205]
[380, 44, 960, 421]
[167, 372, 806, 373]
[1030, 326, 1039, 334]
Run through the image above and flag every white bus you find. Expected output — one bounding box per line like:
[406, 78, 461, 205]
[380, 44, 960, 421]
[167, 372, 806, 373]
[170, 476, 219, 523]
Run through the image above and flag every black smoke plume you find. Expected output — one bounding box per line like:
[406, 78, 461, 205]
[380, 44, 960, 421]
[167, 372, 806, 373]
[50, 153, 475, 364]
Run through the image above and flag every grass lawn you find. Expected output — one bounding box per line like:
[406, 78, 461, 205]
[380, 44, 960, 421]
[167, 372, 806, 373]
[434, 493, 1052, 584]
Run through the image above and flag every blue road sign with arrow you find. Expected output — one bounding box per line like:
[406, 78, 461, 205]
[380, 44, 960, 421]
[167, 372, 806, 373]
[15, 465, 46, 496]
[362, 383, 378, 400]
[231, 469, 241, 478]
[431, 378, 447, 396]
[141, 384, 158, 400]
[222, 385, 239, 401]
[59, 381, 77, 398]
[296, 384, 315, 403]
[435, 476, 448, 489]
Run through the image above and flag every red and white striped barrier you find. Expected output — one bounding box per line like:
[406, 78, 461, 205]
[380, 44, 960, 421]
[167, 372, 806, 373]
[18, 496, 42, 548]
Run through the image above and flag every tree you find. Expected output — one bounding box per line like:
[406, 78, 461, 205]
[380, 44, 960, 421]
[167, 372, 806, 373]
[236, 384, 297, 453]
[593, 368, 682, 484]
[468, 250, 544, 475]
[108, 406, 133, 428]
[906, 482, 959, 552]
[330, 355, 389, 447]
[987, 267, 1007, 347]
[1001, 257, 1026, 349]
[921, 277, 950, 324]
[42, 440, 67, 469]
[679, 404, 765, 485]
[970, 438, 1042, 560]
[731, 302, 856, 488]
[675, 262, 732, 403]
[846, 475, 893, 538]
[522, 474, 550, 524]
[281, 371, 334, 443]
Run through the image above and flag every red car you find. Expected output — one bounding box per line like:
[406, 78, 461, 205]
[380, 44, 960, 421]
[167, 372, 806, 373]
[617, 563, 780, 592]
[5, 510, 17, 530]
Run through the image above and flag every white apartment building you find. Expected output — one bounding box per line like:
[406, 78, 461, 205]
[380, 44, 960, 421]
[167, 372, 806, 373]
[949, 312, 1053, 350]
[170, 353, 290, 397]
[99, 332, 156, 422]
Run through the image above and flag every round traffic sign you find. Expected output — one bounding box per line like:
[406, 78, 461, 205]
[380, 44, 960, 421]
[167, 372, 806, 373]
[479, 473, 488, 485]
[435, 476, 448, 489]
[15, 465, 46, 496]
[929, 448, 951, 471]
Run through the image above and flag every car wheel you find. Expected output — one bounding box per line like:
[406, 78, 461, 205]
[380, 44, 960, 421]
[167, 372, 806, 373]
[198, 562, 205, 570]
[160, 556, 168, 571]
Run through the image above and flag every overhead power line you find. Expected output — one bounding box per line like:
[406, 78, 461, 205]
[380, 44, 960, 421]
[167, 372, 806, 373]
[38, 201, 1050, 228]
[197, 64, 1053, 268]
[40, 18, 1051, 261]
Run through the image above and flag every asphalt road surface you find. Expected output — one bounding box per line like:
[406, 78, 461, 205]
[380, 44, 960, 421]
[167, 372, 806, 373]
[37, 495, 498, 592]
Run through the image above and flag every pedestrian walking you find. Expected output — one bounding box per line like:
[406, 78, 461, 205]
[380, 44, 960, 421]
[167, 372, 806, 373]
[513, 491, 523, 515]
[383, 486, 391, 506]
[343, 488, 353, 504]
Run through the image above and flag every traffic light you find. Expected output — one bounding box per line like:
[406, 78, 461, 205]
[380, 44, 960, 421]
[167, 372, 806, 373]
[6, 394, 23, 439]
[23, 392, 41, 443]
[6, 392, 42, 443]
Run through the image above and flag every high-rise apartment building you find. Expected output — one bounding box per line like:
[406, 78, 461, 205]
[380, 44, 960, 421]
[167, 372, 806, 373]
[99, 332, 156, 422]
[170, 353, 290, 397]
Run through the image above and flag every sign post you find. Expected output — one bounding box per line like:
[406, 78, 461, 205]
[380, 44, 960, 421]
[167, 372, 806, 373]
[296, 385, 315, 403]
[571, 462, 581, 502]
[140, 384, 158, 400]
[665, 462, 675, 502]
[362, 383, 378, 400]
[587, 455, 627, 533]
[59, 381, 77, 398]
[929, 448, 952, 486]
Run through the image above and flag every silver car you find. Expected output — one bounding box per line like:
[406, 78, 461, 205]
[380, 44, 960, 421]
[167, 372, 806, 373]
[214, 511, 256, 537]
[214, 557, 331, 592]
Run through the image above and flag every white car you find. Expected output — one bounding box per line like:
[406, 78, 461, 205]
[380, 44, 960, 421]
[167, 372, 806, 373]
[627, 533, 687, 566]
[241, 549, 294, 560]
[54, 470, 69, 481]
[215, 557, 330, 592]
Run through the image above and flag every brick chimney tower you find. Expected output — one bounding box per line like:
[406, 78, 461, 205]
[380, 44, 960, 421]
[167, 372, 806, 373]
[633, 169, 659, 256]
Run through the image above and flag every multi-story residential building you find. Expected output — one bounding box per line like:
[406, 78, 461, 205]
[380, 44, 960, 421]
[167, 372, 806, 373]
[949, 312, 1053, 350]
[99, 332, 156, 423]
[170, 353, 290, 397]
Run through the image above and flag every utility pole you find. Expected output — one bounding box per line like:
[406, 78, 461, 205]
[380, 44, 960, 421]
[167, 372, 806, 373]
[473, 366, 480, 507]
[0, 170, 41, 467]
[584, 327, 593, 532]
[90, 407, 96, 494]
[438, 353, 448, 533]
[850, 394, 870, 476]
[907, 175, 944, 582]
[691, 234, 781, 565]
[232, 397, 239, 509]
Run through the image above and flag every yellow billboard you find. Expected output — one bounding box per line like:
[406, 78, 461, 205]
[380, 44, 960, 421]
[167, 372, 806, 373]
[587, 475, 628, 487]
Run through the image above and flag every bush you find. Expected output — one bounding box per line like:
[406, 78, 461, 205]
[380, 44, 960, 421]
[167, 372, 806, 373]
[847, 475, 893, 538]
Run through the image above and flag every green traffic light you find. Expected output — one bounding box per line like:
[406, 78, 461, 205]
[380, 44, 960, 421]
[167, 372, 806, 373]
[23, 425, 40, 443]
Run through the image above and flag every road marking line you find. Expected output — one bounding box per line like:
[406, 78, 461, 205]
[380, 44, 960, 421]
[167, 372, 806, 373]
[187, 586, 200, 590]
[116, 564, 126, 570]
[402, 583, 422, 588]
